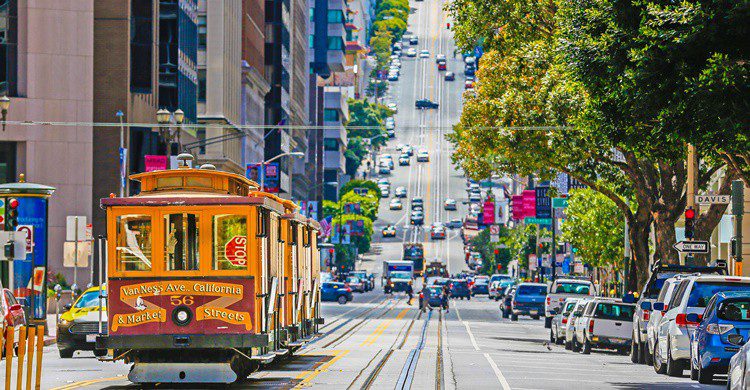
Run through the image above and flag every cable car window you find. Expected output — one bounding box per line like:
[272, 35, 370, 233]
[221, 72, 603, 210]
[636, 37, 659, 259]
[156, 176, 183, 189]
[164, 213, 200, 271]
[213, 214, 248, 270]
[257, 209, 268, 237]
[115, 214, 153, 271]
[185, 176, 212, 188]
[290, 222, 298, 245]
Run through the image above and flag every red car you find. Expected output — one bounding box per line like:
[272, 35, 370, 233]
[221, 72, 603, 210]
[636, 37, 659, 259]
[1, 288, 27, 355]
[464, 80, 474, 89]
[438, 62, 447, 71]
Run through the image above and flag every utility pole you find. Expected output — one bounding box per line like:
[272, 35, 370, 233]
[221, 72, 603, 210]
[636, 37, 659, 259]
[551, 217, 556, 281]
[685, 144, 698, 265]
[732, 180, 744, 275]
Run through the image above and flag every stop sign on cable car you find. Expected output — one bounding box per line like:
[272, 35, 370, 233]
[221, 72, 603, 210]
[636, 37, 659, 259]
[224, 236, 248, 266]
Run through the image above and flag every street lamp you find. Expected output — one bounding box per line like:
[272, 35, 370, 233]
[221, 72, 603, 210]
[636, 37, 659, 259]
[0, 95, 10, 131]
[156, 108, 185, 158]
[259, 151, 305, 192]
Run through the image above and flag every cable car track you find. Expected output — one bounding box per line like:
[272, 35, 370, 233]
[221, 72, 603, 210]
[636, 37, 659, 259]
[359, 310, 422, 390]
[321, 298, 400, 349]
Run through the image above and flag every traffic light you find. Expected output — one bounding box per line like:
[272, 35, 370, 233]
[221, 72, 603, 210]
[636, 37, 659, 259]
[447, 23, 451, 29]
[684, 207, 695, 239]
[5, 197, 18, 230]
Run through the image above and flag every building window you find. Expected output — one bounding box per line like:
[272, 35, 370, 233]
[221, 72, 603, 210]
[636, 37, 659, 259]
[309, 35, 314, 49]
[130, 0, 152, 92]
[0, 0, 18, 96]
[327, 37, 344, 51]
[327, 10, 344, 24]
[197, 69, 206, 102]
[323, 109, 339, 122]
[309, 7, 313, 22]
[197, 15, 207, 49]
[0, 141, 15, 184]
[324, 138, 338, 151]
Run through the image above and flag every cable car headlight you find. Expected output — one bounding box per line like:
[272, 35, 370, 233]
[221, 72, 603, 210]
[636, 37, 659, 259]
[172, 306, 192, 326]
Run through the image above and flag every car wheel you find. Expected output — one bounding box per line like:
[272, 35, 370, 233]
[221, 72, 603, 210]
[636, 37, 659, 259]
[643, 342, 653, 365]
[467, 296, 471, 301]
[58, 348, 74, 359]
[550, 328, 555, 344]
[665, 340, 683, 377]
[544, 317, 552, 329]
[511, 314, 518, 321]
[690, 356, 699, 381]
[697, 364, 713, 384]
[653, 340, 666, 374]
[572, 338, 580, 352]
[630, 334, 640, 364]
[532, 315, 540, 320]
[94, 348, 107, 357]
[501, 309, 508, 319]
[565, 339, 572, 350]
[581, 337, 591, 355]
[337, 295, 348, 305]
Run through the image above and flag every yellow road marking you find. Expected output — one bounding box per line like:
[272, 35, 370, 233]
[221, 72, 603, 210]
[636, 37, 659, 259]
[361, 308, 411, 347]
[50, 375, 126, 390]
[294, 349, 350, 388]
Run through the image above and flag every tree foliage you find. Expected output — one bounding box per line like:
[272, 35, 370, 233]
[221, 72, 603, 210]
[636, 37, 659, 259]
[339, 179, 382, 200]
[561, 188, 625, 271]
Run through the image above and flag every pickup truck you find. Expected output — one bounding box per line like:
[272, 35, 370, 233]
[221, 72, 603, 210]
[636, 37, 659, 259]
[574, 298, 635, 354]
[511, 283, 548, 321]
[544, 278, 596, 328]
[630, 261, 727, 365]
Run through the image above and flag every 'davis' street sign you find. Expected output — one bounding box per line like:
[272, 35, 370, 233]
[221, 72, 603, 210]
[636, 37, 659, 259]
[695, 195, 731, 205]
[673, 240, 709, 254]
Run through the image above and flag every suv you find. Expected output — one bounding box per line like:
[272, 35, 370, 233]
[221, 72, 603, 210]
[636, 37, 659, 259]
[449, 279, 471, 300]
[574, 298, 635, 354]
[544, 278, 595, 328]
[551, 298, 579, 344]
[631, 262, 727, 365]
[653, 275, 750, 377]
[644, 275, 689, 365]
[565, 299, 592, 351]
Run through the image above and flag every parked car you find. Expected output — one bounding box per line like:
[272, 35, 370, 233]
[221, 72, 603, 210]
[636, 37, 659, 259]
[349, 271, 373, 291]
[56, 285, 107, 358]
[545, 278, 596, 328]
[380, 186, 390, 197]
[390, 198, 403, 210]
[727, 335, 750, 389]
[1, 288, 27, 357]
[321, 282, 352, 304]
[631, 261, 727, 365]
[387, 72, 399, 81]
[644, 275, 687, 366]
[444, 71, 455, 81]
[574, 298, 635, 354]
[449, 279, 471, 300]
[654, 274, 750, 377]
[379, 163, 391, 175]
[489, 281, 504, 301]
[500, 285, 517, 318]
[409, 36, 418, 45]
[690, 291, 750, 383]
[468, 193, 481, 203]
[510, 283, 548, 321]
[382, 225, 396, 237]
[415, 99, 439, 109]
[550, 298, 579, 344]
[444, 198, 457, 210]
[346, 276, 366, 293]
[395, 186, 407, 198]
[565, 299, 592, 350]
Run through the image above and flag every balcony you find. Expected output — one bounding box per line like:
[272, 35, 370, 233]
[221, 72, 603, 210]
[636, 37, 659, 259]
[324, 149, 345, 172]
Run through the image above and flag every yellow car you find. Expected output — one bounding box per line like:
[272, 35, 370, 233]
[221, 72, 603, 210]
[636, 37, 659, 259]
[382, 225, 397, 237]
[56, 285, 107, 358]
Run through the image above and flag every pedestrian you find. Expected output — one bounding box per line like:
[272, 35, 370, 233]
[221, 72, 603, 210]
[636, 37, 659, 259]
[441, 285, 450, 313]
[406, 281, 414, 305]
[418, 287, 426, 313]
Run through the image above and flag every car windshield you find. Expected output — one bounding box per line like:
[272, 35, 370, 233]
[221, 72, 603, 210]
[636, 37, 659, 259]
[74, 290, 107, 309]
[594, 303, 635, 321]
[428, 287, 443, 295]
[718, 300, 750, 321]
[688, 282, 750, 307]
[391, 271, 411, 279]
[518, 285, 547, 295]
[554, 282, 591, 295]
[346, 277, 360, 283]
[645, 272, 680, 298]
[491, 275, 511, 283]
[563, 302, 577, 315]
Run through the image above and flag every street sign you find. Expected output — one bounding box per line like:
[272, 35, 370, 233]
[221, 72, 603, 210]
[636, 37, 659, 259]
[673, 240, 710, 254]
[528, 254, 537, 271]
[489, 225, 500, 235]
[490, 235, 499, 243]
[16, 225, 34, 253]
[66, 216, 87, 241]
[695, 195, 731, 205]
[524, 217, 551, 225]
[552, 197, 568, 208]
[224, 236, 248, 266]
[539, 237, 553, 243]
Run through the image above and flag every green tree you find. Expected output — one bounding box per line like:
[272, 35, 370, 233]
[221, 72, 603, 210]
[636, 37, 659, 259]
[369, 27, 394, 70]
[469, 227, 513, 275]
[560, 188, 625, 272]
[345, 137, 368, 177]
[373, 18, 407, 42]
[346, 98, 390, 144]
[339, 180, 382, 200]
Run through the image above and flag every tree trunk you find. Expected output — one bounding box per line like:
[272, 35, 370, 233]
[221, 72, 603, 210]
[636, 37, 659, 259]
[653, 210, 679, 265]
[628, 216, 652, 290]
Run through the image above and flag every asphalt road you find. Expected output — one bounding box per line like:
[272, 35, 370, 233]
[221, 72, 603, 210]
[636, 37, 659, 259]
[31, 0, 724, 389]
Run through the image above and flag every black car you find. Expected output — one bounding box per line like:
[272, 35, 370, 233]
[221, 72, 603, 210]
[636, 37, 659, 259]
[444, 71, 455, 81]
[409, 36, 418, 45]
[449, 279, 471, 300]
[464, 65, 476, 76]
[415, 99, 439, 109]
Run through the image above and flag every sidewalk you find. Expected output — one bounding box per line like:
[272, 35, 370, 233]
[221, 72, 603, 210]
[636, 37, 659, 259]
[43, 314, 57, 346]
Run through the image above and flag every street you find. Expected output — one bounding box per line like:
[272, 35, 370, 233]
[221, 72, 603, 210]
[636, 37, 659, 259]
[35, 1, 723, 389]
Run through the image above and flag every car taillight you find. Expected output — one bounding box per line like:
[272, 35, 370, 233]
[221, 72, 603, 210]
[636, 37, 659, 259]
[706, 323, 734, 335]
[643, 310, 650, 321]
[546, 297, 551, 305]
[346, 287, 352, 292]
[562, 317, 568, 324]
[589, 320, 595, 333]
[676, 313, 701, 327]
